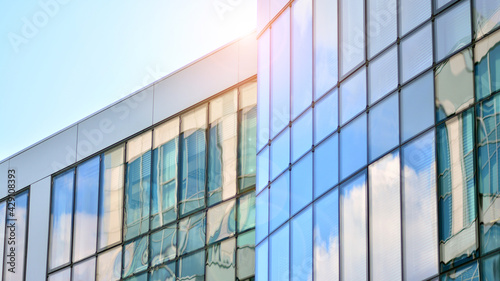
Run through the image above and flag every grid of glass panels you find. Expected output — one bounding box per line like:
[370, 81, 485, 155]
[256, 0, 500, 280]
[47, 80, 257, 280]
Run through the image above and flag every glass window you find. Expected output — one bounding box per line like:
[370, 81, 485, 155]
[399, 0, 431, 36]
[314, 188, 339, 281]
[435, 0, 455, 10]
[97, 246, 122, 281]
[369, 152, 401, 281]
[435, 0, 471, 62]
[367, 0, 397, 57]
[402, 130, 439, 280]
[314, 88, 338, 144]
[0, 202, 5, 276]
[150, 262, 175, 281]
[291, 0, 313, 119]
[340, 0, 365, 76]
[99, 144, 124, 250]
[476, 93, 500, 254]
[150, 224, 177, 267]
[4, 190, 28, 281]
[368, 46, 398, 104]
[179, 106, 207, 216]
[178, 251, 205, 281]
[208, 91, 237, 206]
[258, 30, 270, 150]
[122, 236, 149, 278]
[256, 188, 269, 243]
[49, 169, 74, 270]
[237, 230, 256, 280]
[340, 67, 366, 125]
[238, 192, 256, 232]
[291, 152, 313, 215]
[340, 171, 367, 281]
[481, 254, 500, 281]
[178, 212, 206, 255]
[401, 71, 435, 142]
[292, 108, 312, 162]
[270, 128, 290, 180]
[474, 0, 500, 39]
[257, 146, 269, 193]
[270, 171, 290, 232]
[206, 238, 236, 281]
[123, 272, 147, 281]
[271, 9, 291, 138]
[314, 0, 338, 99]
[256, 239, 268, 281]
[401, 23, 433, 83]
[340, 113, 367, 180]
[436, 49, 474, 122]
[207, 199, 236, 244]
[73, 156, 99, 262]
[239, 83, 257, 192]
[437, 109, 477, 270]
[73, 258, 96, 281]
[474, 29, 500, 101]
[314, 133, 339, 198]
[369, 93, 399, 161]
[291, 207, 313, 281]
[48, 268, 71, 281]
[270, 224, 289, 281]
[440, 261, 479, 281]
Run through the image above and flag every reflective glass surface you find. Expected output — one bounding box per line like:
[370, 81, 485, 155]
[238, 192, 256, 232]
[178, 251, 205, 281]
[239, 91, 257, 191]
[256, 239, 268, 281]
[237, 231, 256, 280]
[291, 207, 313, 281]
[123, 272, 147, 281]
[48, 268, 71, 281]
[401, 71, 435, 142]
[474, 29, 500, 101]
[367, 0, 397, 57]
[314, 88, 338, 144]
[122, 236, 149, 278]
[435, 0, 454, 10]
[207, 199, 236, 244]
[435, 0, 472, 62]
[402, 130, 439, 280]
[340, 113, 367, 180]
[369, 93, 399, 161]
[257, 146, 269, 193]
[340, 0, 365, 76]
[401, 23, 433, 83]
[270, 171, 290, 232]
[270, 128, 290, 180]
[206, 238, 235, 281]
[368, 46, 398, 104]
[178, 212, 206, 255]
[4, 191, 28, 281]
[340, 67, 366, 124]
[72, 258, 96, 281]
[270, 224, 289, 281]
[258, 30, 270, 149]
[399, 0, 431, 35]
[291, 152, 313, 215]
[440, 261, 479, 281]
[97, 246, 122, 281]
[369, 152, 401, 281]
[150, 262, 175, 281]
[474, 0, 500, 39]
[314, 133, 339, 198]
[292, 108, 312, 162]
[256, 188, 269, 243]
[481, 254, 500, 281]
[150, 225, 177, 267]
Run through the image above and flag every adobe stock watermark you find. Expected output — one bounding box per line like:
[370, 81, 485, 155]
[7, 0, 72, 53]
[5, 169, 17, 274]
[213, 0, 243, 20]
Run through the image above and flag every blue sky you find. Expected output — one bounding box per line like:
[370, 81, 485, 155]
[0, 0, 256, 161]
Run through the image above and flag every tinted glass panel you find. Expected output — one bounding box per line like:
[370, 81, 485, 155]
[238, 192, 256, 232]
[239, 90, 257, 191]
[367, 0, 397, 57]
[122, 236, 149, 278]
[150, 225, 176, 267]
[340, 113, 367, 180]
[401, 23, 433, 83]
[257, 146, 269, 193]
[270, 224, 289, 281]
[474, 0, 500, 39]
[369, 93, 399, 161]
[206, 238, 236, 281]
[48, 268, 71, 281]
[369, 46, 398, 104]
[314, 88, 338, 144]
[256, 188, 269, 243]
[291, 207, 313, 281]
[291, 152, 313, 215]
[178, 251, 205, 281]
[256, 239, 268, 281]
[207, 199, 236, 244]
[314, 133, 339, 198]
[292, 108, 312, 162]
[73, 258, 96, 281]
[270, 128, 290, 180]
[270, 171, 290, 232]
[237, 230, 255, 280]
[4, 191, 28, 281]
[258, 30, 270, 149]
[315, 0, 338, 99]
[399, 0, 431, 35]
[435, 1, 471, 62]
[150, 262, 175, 281]
[440, 261, 479, 281]
[474, 29, 500, 101]
[97, 246, 122, 281]
[123, 272, 147, 281]
[340, 67, 366, 124]
[340, 0, 365, 76]
[178, 212, 206, 255]
[481, 253, 500, 281]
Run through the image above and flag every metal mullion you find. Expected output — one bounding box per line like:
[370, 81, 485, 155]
[94, 154, 103, 281]
[69, 168, 77, 281]
[121, 143, 128, 280]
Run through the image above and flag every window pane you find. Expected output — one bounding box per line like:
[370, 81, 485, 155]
[314, 188, 339, 281]
[367, 0, 397, 57]
[48, 268, 71, 281]
[271, 9, 291, 137]
[340, 113, 367, 180]
[99, 144, 124, 250]
[150, 224, 177, 267]
[239, 88, 257, 191]
[314, 133, 339, 198]
[150, 262, 175, 281]
[292, 0, 313, 118]
[291, 152, 313, 215]
[270, 224, 289, 281]
[73, 258, 96, 281]
[401, 71, 434, 142]
[401, 23, 433, 83]
[123, 272, 147, 281]
[292, 108, 312, 162]
[476, 93, 500, 254]
[435, 0, 472, 62]
[257, 146, 269, 193]
[341, 171, 367, 281]
[238, 192, 256, 232]
[256, 188, 269, 243]
[206, 238, 236, 281]
[180, 106, 207, 215]
[291, 207, 313, 281]
[402, 130, 438, 280]
[258, 30, 270, 150]
[178, 212, 206, 255]
[49, 169, 74, 270]
[270, 128, 290, 180]
[369, 46, 398, 104]
[340, 0, 365, 76]
[369, 93, 399, 161]
[73, 156, 99, 262]
[0, 202, 5, 276]
[178, 251, 205, 281]
[481, 253, 500, 281]
[440, 261, 479, 281]
[256, 239, 268, 281]
[436, 49, 474, 122]
[122, 236, 149, 278]
[435, 0, 454, 10]
[314, 0, 338, 99]
[369, 152, 401, 281]
[399, 0, 431, 35]
[437, 109, 477, 270]
[97, 246, 122, 281]
[207, 199, 236, 244]
[4, 191, 28, 281]
[314, 88, 338, 144]
[474, 29, 500, 101]
[340, 67, 366, 124]
[474, 0, 500, 39]
[237, 230, 256, 280]
[270, 171, 290, 232]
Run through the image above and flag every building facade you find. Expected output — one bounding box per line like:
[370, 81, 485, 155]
[255, 0, 500, 280]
